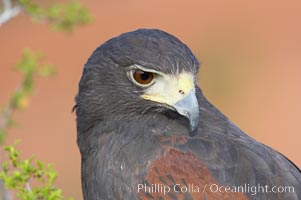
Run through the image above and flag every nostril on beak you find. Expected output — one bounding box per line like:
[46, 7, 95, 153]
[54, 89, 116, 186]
[179, 90, 185, 95]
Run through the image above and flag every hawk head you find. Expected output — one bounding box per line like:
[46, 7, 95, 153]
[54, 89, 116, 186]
[75, 29, 200, 135]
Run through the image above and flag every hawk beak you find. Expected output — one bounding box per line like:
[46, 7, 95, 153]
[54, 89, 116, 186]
[141, 71, 199, 135]
[174, 90, 199, 135]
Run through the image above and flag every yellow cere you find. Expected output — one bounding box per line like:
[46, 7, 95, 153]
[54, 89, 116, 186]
[177, 72, 194, 94]
[142, 72, 195, 106]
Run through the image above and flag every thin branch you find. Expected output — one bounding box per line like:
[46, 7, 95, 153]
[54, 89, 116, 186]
[1, 181, 11, 200]
[0, 0, 21, 26]
[0, 100, 13, 130]
[0, 86, 23, 131]
[0, 84, 24, 200]
[25, 181, 32, 194]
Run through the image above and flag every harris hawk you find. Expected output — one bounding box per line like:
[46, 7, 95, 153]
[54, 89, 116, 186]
[75, 29, 301, 200]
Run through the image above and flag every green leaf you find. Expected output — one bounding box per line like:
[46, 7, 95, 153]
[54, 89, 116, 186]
[19, 0, 92, 32]
[0, 142, 72, 199]
[0, 128, 5, 142]
[39, 65, 56, 77]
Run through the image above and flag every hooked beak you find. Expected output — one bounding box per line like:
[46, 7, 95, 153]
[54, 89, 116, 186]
[141, 71, 200, 135]
[174, 90, 199, 135]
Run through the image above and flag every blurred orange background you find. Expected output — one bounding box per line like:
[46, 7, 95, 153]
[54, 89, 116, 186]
[0, 0, 300, 199]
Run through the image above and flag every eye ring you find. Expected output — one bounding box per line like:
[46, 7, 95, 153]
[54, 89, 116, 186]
[131, 69, 154, 86]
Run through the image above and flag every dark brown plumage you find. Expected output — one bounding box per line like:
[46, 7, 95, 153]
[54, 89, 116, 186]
[75, 29, 301, 200]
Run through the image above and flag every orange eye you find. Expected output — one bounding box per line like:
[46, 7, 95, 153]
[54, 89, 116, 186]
[133, 70, 154, 85]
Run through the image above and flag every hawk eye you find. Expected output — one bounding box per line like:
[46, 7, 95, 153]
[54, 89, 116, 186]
[132, 70, 154, 85]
